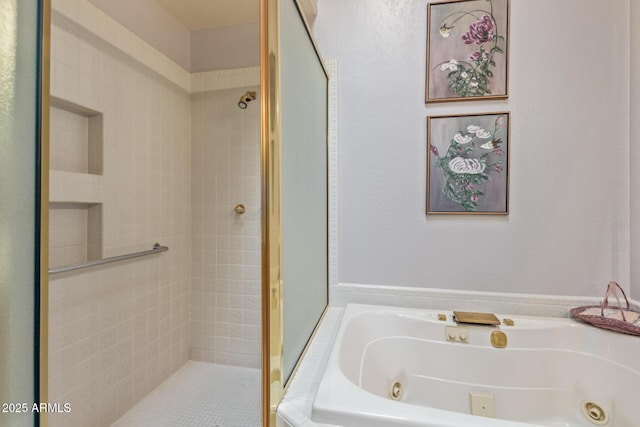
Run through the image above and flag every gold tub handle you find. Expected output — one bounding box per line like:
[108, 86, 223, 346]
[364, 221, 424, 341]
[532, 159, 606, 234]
[490, 331, 508, 348]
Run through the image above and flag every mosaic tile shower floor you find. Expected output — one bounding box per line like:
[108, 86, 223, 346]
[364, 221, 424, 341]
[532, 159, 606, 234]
[112, 362, 261, 427]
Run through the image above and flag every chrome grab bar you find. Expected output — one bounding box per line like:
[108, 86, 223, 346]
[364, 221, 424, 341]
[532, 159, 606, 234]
[48, 243, 169, 275]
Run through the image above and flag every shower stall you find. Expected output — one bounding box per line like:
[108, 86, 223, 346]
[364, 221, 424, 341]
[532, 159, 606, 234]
[40, 0, 328, 426]
[46, 1, 261, 426]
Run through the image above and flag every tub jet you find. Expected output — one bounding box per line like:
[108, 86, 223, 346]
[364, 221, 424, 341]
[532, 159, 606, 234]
[390, 381, 402, 400]
[581, 401, 609, 425]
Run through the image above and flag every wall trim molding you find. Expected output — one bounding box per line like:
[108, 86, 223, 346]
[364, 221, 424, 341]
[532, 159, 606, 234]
[326, 58, 339, 287]
[330, 282, 610, 318]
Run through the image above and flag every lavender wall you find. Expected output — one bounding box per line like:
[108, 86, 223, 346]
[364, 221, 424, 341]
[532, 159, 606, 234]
[190, 23, 259, 73]
[312, 0, 631, 297]
[631, 2, 640, 303]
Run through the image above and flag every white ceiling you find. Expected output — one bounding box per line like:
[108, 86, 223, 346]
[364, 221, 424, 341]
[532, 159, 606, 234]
[155, 0, 260, 31]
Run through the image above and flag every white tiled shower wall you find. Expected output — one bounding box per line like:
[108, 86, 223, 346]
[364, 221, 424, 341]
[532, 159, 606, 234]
[190, 80, 262, 368]
[49, 0, 191, 426]
[49, 0, 262, 425]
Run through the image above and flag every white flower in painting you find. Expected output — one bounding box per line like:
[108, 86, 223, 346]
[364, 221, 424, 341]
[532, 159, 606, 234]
[461, 72, 468, 78]
[439, 24, 453, 38]
[475, 129, 491, 139]
[448, 157, 486, 174]
[453, 133, 473, 144]
[480, 139, 502, 150]
[440, 59, 459, 71]
[465, 125, 491, 139]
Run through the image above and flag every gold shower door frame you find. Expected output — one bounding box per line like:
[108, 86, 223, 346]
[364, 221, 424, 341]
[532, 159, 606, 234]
[40, 0, 52, 426]
[260, 0, 283, 424]
[260, 0, 329, 425]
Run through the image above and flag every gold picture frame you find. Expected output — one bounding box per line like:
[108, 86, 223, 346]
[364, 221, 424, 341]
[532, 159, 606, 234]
[427, 112, 510, 214]
[426, 0, 510, 103]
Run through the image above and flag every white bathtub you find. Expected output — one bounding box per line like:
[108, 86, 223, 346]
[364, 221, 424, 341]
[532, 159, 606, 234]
[312, 304, 640, 427]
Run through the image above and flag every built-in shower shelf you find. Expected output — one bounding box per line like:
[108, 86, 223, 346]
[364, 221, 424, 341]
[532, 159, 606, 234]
[49, 202, 103, 268]
[50, 96, 103, 176]
[49, 170, 103, 204]
[49, 97, 105, 269]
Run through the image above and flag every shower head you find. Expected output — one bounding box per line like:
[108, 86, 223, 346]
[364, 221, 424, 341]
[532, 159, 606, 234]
[238, 91, 256, 109]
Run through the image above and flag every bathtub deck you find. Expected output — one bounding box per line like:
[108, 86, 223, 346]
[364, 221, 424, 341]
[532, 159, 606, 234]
[111, 361, 261, 427]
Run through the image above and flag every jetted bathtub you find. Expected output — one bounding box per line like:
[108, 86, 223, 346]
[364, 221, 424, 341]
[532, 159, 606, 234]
[312, 304, 640, 426]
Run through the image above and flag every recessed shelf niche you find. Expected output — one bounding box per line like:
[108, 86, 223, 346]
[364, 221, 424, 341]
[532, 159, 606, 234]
[49, 202, 103, 267]
[50, 97, 103, 175]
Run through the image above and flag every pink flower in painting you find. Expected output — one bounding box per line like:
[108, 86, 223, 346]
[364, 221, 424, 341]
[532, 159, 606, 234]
[430, 144, 440, 157]
[469, 51, 489, 62]
[470, 195, 479, 203]
[461, 15, 494, 45]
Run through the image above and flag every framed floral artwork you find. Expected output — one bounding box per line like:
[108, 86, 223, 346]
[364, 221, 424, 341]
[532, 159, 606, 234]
[427, 112, 510, 214]
[426, 0, 509, 103]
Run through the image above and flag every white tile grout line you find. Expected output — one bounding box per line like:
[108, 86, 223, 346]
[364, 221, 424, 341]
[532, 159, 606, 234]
[330, 282, 612, 318]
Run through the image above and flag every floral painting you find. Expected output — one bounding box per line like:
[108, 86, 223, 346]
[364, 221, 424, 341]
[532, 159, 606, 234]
[426, 0, 509, 102]
[427, 112, 509, 214]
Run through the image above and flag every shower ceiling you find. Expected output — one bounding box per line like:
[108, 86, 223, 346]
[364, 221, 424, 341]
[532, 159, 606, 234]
[154, 0, 260, 31]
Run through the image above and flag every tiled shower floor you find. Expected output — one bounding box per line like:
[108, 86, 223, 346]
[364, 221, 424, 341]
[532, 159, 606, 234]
[111, 362, 261, 427]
